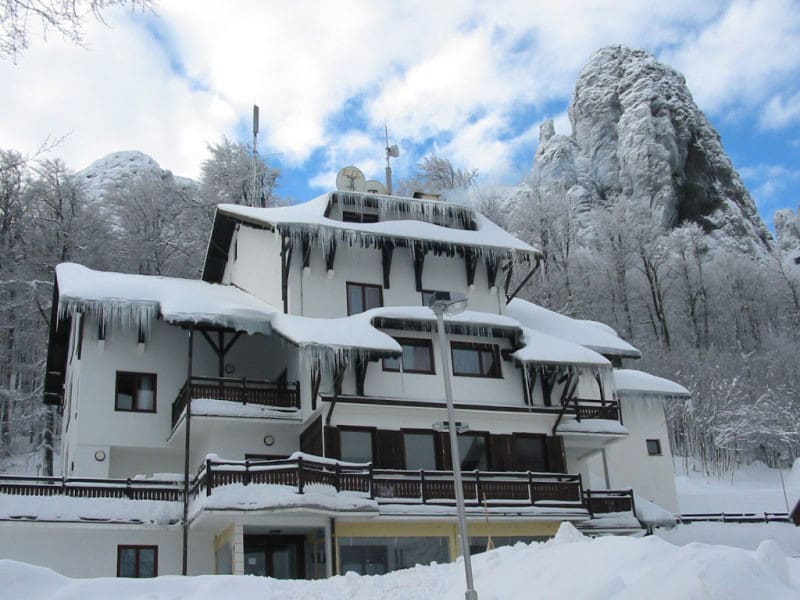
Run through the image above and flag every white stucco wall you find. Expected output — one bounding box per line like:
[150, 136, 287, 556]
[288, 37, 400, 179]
[599, 396, 679, 512]
[0, 522, 213, 577]
[225, 225, 283, 308]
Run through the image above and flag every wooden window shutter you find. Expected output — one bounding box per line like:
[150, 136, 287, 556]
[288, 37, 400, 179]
[300, 415, 323, 456]
[375, 430, 405, 469]
[435, 431, 453, 470]
[546, 435, 567, 473]
[489, 434, 514, 471]
[324, 427, 341, 460]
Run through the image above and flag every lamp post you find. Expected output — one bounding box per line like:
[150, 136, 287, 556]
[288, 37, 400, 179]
[430, 294, 478, 600]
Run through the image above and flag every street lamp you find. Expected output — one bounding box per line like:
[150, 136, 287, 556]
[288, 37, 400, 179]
[429, 293, 478, 600]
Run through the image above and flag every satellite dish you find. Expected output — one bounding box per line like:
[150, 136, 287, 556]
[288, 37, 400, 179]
[336, 166, 366, 192]
[364, 180, 386, 195]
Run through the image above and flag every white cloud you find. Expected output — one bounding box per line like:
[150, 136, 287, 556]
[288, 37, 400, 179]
[760, 92, 800, 130]
[662, 0, 800, 116]
[3, 0, 800, 196]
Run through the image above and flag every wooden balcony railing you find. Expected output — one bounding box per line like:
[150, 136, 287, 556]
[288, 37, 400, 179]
[584, 489, 635, 516]
[192, 457, 585, 509]
[172, 376, 300, 426]
[0, 474, 182, 501]
[574, 399, 620, 422]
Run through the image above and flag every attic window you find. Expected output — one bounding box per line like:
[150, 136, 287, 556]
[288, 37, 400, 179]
[342, 210, 379, 223]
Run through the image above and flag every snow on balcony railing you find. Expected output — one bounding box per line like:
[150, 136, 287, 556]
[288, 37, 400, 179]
[171, 376, 300, 427]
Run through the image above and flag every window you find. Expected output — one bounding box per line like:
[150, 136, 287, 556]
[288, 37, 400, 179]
[646, 439, 662, 456]
[382, 338, 435, 374]
[117, 545, 157, 578]
[346, 282, 383, 315]
[115, 372, 157, 412]
[339, 428, 374, 463]
[512, 435, 549, 472]
[421, 290, 451, 306]
[342, 210, 379, 223]
[458, 433, 488, 471]
[450, 342, 501, 378]
[338, 537, 449, 575]
[403, 431, 437, 470]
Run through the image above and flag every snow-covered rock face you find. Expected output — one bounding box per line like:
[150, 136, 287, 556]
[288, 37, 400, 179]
[531, 45, 772, 254]
[774, 207, 800, 255]
[77, 150, 198, 201]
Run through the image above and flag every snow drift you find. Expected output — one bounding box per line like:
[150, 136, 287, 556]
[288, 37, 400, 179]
[2, 523, 797, 599]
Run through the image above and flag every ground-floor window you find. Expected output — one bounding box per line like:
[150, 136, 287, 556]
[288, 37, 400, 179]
[338, 536, 449, 575]
[117, 545, 157, 578]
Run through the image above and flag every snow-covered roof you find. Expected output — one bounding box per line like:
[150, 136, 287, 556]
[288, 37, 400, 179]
[506, 299, 641, 358]
[512, 327, 610, 367]
[55, 264, 401, 357]
[217, 191, 540, 259]
[56, 263, 279, 335]
[613, 369, 690, 398]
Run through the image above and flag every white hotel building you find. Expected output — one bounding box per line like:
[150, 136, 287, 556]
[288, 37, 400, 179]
[0, 190, 688, 579]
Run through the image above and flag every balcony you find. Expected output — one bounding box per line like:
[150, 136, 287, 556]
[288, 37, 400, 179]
[574, 399, 620, 422]
[192, 456, 584, 510]
[171, 376, 300, 427]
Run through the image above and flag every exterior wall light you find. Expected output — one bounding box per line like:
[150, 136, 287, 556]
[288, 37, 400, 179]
[263, 435, 275, 447]
[94, 450, 106, 462]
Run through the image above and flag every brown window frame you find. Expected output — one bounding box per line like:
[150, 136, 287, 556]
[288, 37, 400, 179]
[400, 428, 439, 470]
[346, 281, 384, 316]
[450, 342, 502, 378]
[382, 337, 435, 374]
[511, 433, 550, 472]
[337, 426, 377, 464]
[646, 439, 662, 456]
[115, 371, 158, 413]
[117, 544, 158, 578]
[457, 431, 491, 471]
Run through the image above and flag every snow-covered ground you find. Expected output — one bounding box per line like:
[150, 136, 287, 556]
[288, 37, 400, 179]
[674, 458, 800, 513]
[2, 523, 798, 599]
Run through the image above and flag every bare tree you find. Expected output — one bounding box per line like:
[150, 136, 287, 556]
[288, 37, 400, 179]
[1, 0, 152, 60]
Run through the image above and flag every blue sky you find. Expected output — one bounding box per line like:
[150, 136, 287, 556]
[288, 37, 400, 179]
[2, 0, 800, 229]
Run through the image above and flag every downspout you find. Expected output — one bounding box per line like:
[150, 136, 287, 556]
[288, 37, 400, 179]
[181, 328, 194, 576]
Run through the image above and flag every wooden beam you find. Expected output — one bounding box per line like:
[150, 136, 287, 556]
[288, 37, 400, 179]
[281, 235, 293, 313]
[200, 330, 221, 355]
[381, 242, 394, 289]
[325, 239, 337, 272]
[485, 258, 500, 289]
[354, 355, 368, 397]
[301, 234, 312, 269]
[223, 331, 243, 354]
[465, 248, 478, 288]
[413, 243, 426, 292]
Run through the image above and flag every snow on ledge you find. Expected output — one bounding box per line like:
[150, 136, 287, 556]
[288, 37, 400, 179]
[613, 369, 690, 399]
[557, 419, 629, 435]
[0, 494, 180, 524]
[506, 298, 641, 358]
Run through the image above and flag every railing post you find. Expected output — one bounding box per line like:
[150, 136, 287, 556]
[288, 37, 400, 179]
[244, 459, 251, 486]
[298, 456, 304, 494]
[126, 477, 132, 499]
[628, 489, 636, 516]
[527, 471, 534, 505]
[206, 458, 213, 497]
[368, 464, 374, 499]
[474, 470, 481, 503]
[334, 463, 340, 492]
[576, 472, 584, 502]
[240, 377, 247, 405]
[420, 469, 426, 504]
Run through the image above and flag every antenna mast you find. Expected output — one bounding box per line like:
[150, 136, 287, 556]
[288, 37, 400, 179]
[252, 104, 260, 207]
[385, 124, 399, 196]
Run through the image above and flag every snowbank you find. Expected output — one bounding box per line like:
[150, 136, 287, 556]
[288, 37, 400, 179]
[2, 522, 798, 599]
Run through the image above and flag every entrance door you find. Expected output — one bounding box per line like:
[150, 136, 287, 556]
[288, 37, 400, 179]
[244, 535, 305, 579]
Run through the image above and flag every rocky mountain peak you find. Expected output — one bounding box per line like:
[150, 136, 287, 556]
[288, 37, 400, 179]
[528, 45, 772, 254]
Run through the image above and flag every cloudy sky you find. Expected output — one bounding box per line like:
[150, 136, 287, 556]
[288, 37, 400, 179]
[2, 0, 800, 225]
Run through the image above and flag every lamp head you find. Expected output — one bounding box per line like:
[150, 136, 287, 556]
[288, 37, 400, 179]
[429, 292, 468, 317]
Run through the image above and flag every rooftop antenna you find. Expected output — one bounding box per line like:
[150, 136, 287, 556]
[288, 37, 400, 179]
[252, 104, 260, 207]
[385, 123, 400, 196]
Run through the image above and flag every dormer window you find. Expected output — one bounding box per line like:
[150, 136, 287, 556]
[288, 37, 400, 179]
[342, 211, 379, 223]
[346, 282, 383, 315]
